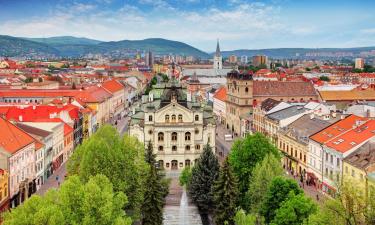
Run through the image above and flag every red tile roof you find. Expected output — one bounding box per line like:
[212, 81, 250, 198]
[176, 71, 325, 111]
[213, 86, 227, 102]
[73, 86, 112, 103]
[0, 117, 35, 154]
[0, 89, 77, 98]
[310, 115, 367, 144]
[102, 79, 124, 94]
[5, 104, 80, 122]
[325, 120, 375, 153]
[253, 81, 317, 97]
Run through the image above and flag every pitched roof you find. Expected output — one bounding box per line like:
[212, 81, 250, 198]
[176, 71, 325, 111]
[260, 98, 281, 112]
[73, 86, 112, 103]
[213, 86, 227, 102]
[102, 79, 124, 94]
[310, 115, 366, 144]
[319, 88, 375, 101]
[0, 117, 35, 154]
[16, 123, 52, 138]
[253, 81, 317, 97]
[5, 104, 79, 121]
[344, 142, 375, 171]
[325, 120, 375, 153]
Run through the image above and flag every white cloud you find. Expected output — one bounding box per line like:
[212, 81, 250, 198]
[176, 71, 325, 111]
[0, 1, 374, 51]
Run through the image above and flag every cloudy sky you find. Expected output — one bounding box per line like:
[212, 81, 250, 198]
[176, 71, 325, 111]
[0, 0, 375, 52]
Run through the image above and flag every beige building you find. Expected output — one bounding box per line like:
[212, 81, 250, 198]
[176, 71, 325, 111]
[226, 70, 318, 135]
[129, 82, 216, 170]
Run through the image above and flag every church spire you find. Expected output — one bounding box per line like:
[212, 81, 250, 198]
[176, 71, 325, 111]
[215, 39, 221, 57]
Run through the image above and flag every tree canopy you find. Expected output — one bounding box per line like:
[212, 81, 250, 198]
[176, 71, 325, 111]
[229, 132, 280, 207]
[245, 153, 284, 213]
[67, 125, 148, 220]
[3, 175, 132, 225]
[213, 158, 239, 225]
[188, 144, 220, 214]
[271, 192, 317, 225]
[260, 176, 302, 224]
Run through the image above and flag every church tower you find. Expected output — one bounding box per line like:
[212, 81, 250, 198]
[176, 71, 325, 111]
[213, 39, 222, 69]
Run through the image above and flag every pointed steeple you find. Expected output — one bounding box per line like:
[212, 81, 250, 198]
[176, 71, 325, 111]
[215, 39, 221, 57]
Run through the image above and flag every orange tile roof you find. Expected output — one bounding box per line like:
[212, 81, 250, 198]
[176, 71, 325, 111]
[325, 120, 375, 153]
[102, 79, 124, 94]
[0, 117, 35, 154]
[319, 88, 375, 101]
[310, 115, 366, 144]
[213, 86, 227, 102]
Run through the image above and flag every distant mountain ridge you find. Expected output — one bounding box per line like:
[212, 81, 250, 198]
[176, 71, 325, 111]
[0, 35, 209, 58]
[1, 35, 374, 59]
[218, 47, 375, 58]
[23, 36, 103, 45]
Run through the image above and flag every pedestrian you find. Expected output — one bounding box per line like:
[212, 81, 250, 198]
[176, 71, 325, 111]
[316, 194, 319, 201]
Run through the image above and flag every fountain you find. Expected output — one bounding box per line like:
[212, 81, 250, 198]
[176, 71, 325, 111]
[178, 188, 188, 225]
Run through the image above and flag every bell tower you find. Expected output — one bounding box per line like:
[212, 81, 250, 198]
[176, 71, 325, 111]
[213, 39, 222, 70]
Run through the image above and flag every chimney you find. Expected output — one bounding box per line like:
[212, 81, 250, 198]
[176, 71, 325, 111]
[331, 112, 337, 118]
[132, 107, 135, 115]
[341, 115, 346, 120]
[32, 105, 36, 110]
[310, 114, 315, 120]
[19, 115, 23, 122]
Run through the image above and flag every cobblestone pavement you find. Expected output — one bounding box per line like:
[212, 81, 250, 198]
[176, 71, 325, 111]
[215, 122, 236, 162]
[286, 173, 327, 205]
[163, 171, 202, 225]
[36, 163, 66, 195]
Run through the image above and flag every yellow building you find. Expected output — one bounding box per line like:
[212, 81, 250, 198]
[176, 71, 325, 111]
[343, 142, 375, 197]
[0, 169, 9, 212]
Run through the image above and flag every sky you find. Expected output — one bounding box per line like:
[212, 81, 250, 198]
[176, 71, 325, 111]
[0, 0, 375, 52]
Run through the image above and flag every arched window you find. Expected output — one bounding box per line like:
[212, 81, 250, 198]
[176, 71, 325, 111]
[195, 144, 200, 150]
[172, 146, 177, 151]
[178, 114, 183, 122]
[171, 132, 177, 141]
[245, 87, 249, 93]
[158, 160, 164, 168]
[195, 115, 199, 121]
[185, 145, 190, 151]
[158, 132, 164, 141]
[158, 146, 163, 151]
[185, 159, 191, 167]
[165, 115, 169, 123]
[172, 114, 176, 122]
[149, 115, 153, 121]
[185, 132, 191, 141]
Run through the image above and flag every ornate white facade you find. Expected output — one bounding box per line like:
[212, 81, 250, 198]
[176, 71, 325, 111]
[129, 82, 216, 170]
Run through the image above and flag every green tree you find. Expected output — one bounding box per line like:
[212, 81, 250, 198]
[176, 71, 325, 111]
[271, 192, 317, 225]
[3, 175, 132, 225]
[260, 176, 302, 224]
[213, 158, 239, 225]
[188, 144, 220, 214]
[141, 165, 164, 225]
[67, 125, 148, 220]
[234, 210, 258, 225]
[305, 181, 368, 225]
[319, 76, 330, 82]
[229, 133, 280, 207]
[179, 166, 192, 187]
[245, 153, 284, 213]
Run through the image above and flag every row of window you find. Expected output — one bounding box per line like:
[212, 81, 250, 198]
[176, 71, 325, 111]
[279, 140, 307, 163]
[158, 132, 195, 141]
[4, 99, 39, 103]
[148, 114, 200, 123]
[158, 144, 201, 151]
